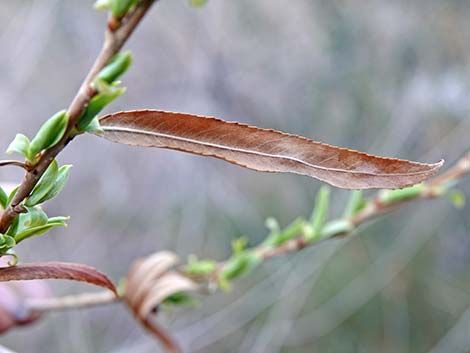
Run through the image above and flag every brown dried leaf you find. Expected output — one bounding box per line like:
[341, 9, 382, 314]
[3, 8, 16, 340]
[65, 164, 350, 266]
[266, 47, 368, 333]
[137, 272, 197, 319]
[124, 252, 199, 353]
[0, 262, 117, 295]
[126, 251, 180, 309]
[99, 110, 443, 189]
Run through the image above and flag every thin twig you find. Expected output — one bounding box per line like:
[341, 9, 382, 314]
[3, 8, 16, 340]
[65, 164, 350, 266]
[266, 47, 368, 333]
[0, 160, 29, 171]
[0, 0, 158, 234]
[25, 290, 118, 312]
[257, 153, 470, 261]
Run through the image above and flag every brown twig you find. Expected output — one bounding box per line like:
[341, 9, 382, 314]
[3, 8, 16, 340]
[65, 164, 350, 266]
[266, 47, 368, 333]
[0, 160, 29, 171]
[25, 290, 118, 313]
[0, 0, 157, 234]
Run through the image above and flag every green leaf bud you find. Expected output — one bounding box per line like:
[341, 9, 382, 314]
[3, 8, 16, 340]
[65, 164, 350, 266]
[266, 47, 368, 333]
[25, 160, 59, 207]
[379, 184, 424, 205]
[163, 292, 198, 307]
[306, 186, 330, 242]
[0, 186, 7, 209]
[78, 87, 125, 131]
[6, 134, 33, 162]
[35, 165, 72, 204]
[343, 190, 365, 218]
[110, 0, 138, 18]
[263, 217, 304, 247]
[265, 217, 281, 235]
[185, 256, 217, 276]
[29, 110, 68, 157]
[96, 51, 132, 84]
[231, 236, 249, 255]
[219, 251, 261, 285]
[189, 0, 208, 7]
[321, 219, 354, 240]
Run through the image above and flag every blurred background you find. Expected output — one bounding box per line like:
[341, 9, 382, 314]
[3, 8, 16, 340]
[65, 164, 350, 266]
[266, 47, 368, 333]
[1, 1, 470, 352]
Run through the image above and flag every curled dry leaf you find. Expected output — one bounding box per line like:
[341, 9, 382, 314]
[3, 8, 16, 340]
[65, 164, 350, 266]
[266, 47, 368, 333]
[0, 262, 117, 295]
[99, 110, 443, 189]
[125, 251, 198, 353]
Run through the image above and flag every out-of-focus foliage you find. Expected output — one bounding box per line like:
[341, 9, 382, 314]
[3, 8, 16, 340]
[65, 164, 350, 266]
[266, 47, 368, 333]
[0, 1, 469, 352]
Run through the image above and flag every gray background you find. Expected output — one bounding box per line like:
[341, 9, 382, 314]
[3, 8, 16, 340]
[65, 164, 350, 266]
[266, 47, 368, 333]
[1, 1, 470, 352]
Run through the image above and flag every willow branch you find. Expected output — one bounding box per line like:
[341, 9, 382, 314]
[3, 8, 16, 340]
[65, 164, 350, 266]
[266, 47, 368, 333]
[256, 153, 470, 261]
[23, 153, 470, 314]
[0, 0, 157, 234]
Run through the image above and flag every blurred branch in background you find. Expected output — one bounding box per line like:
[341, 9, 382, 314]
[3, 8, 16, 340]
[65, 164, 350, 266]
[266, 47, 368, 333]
[16, 152, 469, 351]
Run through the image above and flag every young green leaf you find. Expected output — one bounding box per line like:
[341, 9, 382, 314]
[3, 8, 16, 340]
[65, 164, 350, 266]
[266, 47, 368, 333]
[14, 217, 68, 243]
[46, 216, 70, 224]
[80, 117, 104, 133]
[263, 217, 304, 247]
[163, 291, 198, 308]
[306, 186, 330, 242]
[219, 251, 261, 284]
[231, 236, 249, 255]
[0, 187, 7, 209]
[99, 110, 443, 189]
[8, 207, 49, 240]
[379, 183, 424, 205]
[185, 256, 216, 276]
[6, 186, 19, 207]
[34, 165, 72, 204]
[77, 88, 125, 131]
[97, 51, 132, 85]
[25, 160, 59, 207]
[189, 0, 208, 7]
[265, 217, 281, 235]
[0, 234, 16, 252]
[29, 110, 68, 157]
[343, 190, 365, 218]
[321, 219, 354, 239]
[6, 134, 32, 161]
[6, 215, 19, 237]
[94, 0, 111, 10]
[23, 207, 48, 229]
[110, 0, 138, 18]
